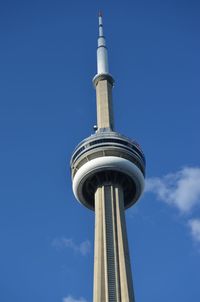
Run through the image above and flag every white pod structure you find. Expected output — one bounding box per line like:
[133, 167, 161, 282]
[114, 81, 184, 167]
[73, 156, 145, 210]
[71, 131, 145, 210]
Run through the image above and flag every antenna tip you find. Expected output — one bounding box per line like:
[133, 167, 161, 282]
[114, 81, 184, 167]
[99, 10, 103, 17]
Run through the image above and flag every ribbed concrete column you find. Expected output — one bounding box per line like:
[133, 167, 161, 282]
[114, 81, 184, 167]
[93, 183, 135, 302]
[96, 80, 114, 130]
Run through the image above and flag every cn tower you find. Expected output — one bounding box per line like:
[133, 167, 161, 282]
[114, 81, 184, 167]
[70, 13, 146, 302]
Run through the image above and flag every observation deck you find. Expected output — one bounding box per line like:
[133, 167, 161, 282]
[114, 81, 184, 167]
[71, 130, 146, 210]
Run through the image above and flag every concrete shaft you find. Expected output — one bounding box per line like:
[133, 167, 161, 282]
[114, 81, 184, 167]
[93, 183, 135, 302]
[96, 79, 114, 130]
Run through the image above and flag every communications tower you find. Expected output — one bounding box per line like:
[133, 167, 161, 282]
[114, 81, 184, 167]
[70, 13, 146, 302]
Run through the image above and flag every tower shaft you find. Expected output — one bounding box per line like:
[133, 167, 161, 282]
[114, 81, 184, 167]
[93, 184, 135, 302]
[96, 79, 114, 130]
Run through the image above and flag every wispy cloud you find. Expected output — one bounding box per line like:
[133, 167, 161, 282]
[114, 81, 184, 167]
[52, 238, 91, 256]
[62, 296, 87, 302]
[188, 219, 200, 243]
[145, 167, 200, 213]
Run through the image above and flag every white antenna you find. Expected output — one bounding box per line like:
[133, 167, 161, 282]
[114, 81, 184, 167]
[97, 11, 109, 74]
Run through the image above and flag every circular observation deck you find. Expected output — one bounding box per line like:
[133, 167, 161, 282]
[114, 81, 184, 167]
[70, 131, 146, 211]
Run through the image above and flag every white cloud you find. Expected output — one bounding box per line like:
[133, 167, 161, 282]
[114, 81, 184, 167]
[79, 240, 91, 256]
[62, 296, 87, 302]
[188, 219, 200, 243]
[52, 238, 91, 256]
[145, 167, 200, 213]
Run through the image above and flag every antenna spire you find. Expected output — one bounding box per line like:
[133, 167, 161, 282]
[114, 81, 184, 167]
[98, 11, 104, 37]
[96, 12, 109, 74]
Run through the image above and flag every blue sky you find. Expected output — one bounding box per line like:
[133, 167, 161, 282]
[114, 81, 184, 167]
[0, 0, 200, 301]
